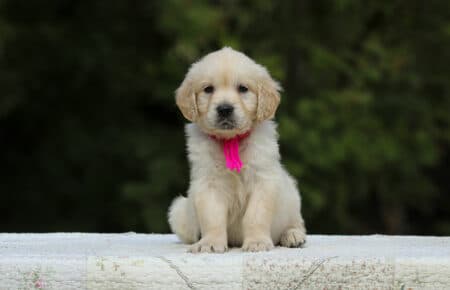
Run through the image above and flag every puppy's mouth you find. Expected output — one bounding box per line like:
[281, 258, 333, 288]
[216, 119, 236, 130]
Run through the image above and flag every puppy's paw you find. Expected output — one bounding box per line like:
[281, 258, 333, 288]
[280, 228, 306, 248]
[188, 238, 228, 254]
[242, 237, 274, 252]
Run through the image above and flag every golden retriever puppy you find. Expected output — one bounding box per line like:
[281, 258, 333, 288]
[168, 47, 306, 253]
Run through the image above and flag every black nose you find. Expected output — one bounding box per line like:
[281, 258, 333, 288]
[216, 103, 234, 118]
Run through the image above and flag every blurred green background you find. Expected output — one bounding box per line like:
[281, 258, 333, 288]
[1, 0, 449, 235]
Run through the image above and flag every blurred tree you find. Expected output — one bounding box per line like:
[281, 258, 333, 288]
[0, 0, 449, 234]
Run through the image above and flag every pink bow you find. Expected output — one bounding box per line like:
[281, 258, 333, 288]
[210, 132, 250, 172]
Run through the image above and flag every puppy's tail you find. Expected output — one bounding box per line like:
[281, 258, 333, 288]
[168, 196, 200, 244]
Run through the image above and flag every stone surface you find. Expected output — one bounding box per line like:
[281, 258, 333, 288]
[0, 233, 449, 289]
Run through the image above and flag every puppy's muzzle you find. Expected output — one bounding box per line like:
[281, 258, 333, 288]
[216, 103, 235, 129]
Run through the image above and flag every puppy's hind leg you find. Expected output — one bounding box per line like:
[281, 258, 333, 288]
[168, 196, 200, 244]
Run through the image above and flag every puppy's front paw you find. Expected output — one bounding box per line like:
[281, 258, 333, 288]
[280, 228, 306, 248]
[188, 238, 228, 254]
[242, 237, 274, 252]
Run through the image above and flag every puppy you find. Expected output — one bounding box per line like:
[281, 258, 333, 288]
[168, 47, 306, 253]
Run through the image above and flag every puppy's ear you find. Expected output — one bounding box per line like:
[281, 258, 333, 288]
[257, 74, 281, 121]
[175, 79, 198, 122]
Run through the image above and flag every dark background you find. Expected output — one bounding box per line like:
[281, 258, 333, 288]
[1, 0, 449, 235]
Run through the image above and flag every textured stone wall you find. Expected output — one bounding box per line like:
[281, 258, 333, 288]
[1, 234, 449, 289]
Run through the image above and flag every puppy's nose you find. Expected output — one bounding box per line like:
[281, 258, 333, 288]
[216, 103, 234, 118]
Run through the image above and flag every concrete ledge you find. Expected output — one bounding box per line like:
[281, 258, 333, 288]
[1, 234, 450, 289]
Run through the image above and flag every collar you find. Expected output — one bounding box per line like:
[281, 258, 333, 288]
[208, 131, 251, 142]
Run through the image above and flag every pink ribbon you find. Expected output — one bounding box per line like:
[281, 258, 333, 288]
[210, 132, 250, 172]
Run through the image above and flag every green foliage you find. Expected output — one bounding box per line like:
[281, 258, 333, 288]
[1, 0, 449, 234]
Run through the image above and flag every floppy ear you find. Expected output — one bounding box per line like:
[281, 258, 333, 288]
[256, 75, 281, 121]
[175, 79, 198, 122]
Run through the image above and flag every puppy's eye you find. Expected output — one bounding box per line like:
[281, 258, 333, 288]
[204, 86, 214, 94]
[238, 85, 248, 93]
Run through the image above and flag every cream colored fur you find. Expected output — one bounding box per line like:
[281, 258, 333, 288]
[168, 47, 306, 253]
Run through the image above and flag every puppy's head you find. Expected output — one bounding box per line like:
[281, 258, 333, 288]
[176, 47, 281, 138]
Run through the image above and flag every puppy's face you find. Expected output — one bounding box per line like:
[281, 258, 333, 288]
[176, 47, 281, 138]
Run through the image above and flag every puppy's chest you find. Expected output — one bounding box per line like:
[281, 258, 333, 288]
[215, 153, 257, 211]
[197, 138, 260, 218]
[222, 171, 253, 218]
